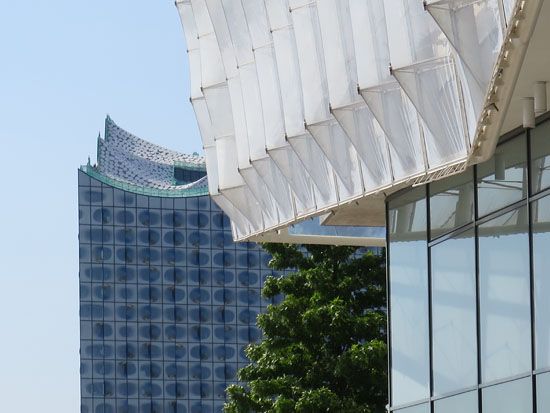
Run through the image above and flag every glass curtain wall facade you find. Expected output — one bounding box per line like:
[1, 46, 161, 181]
[78, 170, 283, 413]
[387, 115, 550, 412]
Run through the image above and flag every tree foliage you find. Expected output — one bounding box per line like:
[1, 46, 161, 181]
[224, 244, 387, 413]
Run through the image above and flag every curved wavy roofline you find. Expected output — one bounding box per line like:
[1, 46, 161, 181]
[81, 116, 209, 198]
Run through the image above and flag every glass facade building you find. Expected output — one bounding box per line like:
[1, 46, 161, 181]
[387, 115, 550, 412]
[78, 118, 284, 413]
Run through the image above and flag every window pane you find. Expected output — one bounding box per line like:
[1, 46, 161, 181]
[537, 372, 550, 412]
[482, 377, 532, 413]
[431, 230, 477, 395]
[533, 195, 550, 369]
[394, 403, 430, 413]
[430, 169, 474, 239]
[389, 187, 430, 406]
[434, 391, 478, 413]
[477, 136, 527, 217]
[479, 207, 531, 382]
[531, 119, 550, 194]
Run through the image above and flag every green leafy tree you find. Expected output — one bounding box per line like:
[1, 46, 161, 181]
[225, 244, 387, 413]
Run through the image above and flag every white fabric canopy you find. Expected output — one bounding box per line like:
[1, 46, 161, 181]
[176, 0, 523, 240]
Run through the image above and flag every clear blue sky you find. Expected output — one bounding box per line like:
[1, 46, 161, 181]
[0, 1, 201, 411]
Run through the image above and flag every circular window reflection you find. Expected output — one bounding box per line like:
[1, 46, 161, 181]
[93, 402, 114, 413]
[92, 208, 112, 224]
[139, 324, 162, 340]
[189, 288, 210, 303]
[116, 247, 135, 263]
[165, 383, 187, 398]
[189, 344, 211, 360]
[138, 286, 161, 302]
[164, 248, 185, 264]
[213, 288, 235, 304]
[138, 305, 161, 322]
[115, 266, 135, 282]
[116, 361, 137, 378]
[238, 289, 259, 305]
[213, 345, 235, 361]
[94, 361, 114, 376]
[139, 343, 162, 359]
[85, 189, 103, 203]
[138, 210, 160, 226]
[213, 307, 235, 323]
[237, 252, 258, 268]
[94, 284, 113, 300]
[190, 382, 212, 398]
[213, 270, 234, 285]
[117, 381, 137, 397]
[239, 326, 261, 342]
[93, 322, 113, 339]
[238, 271, 259, 286]
[188, 250, 210, 266]
[138, 229, 160, 245]
[163, 306, 187, 323]
[140, 362, 162, 378]
[188, 231, 210, 247]
[163, 286, 185, 303]
[117, 343, 137, 359]
[139, 267, 160, 283]
[214, 251, 234, 267]
[89, 228, 112, 243]
[214, 364, 236, 380]
[164, 268, 185, 284]
[214, 326, 235, 341]
[212, 231, 232, 248]
[189, 325, 211, 341]
[238, 309, 258, 324]
[163, 211, 185, 227]
[189, 269, 210, 285]
[212, 212, 230, 229]
[189, 307, 211, 323]
[164, 324, 186, 340]
[190, 364, 212, 380]
[164, 230, 185, 246]
[165, 363, 186, 379]
[115, 210, 135, 225]
[165, 344, 186, 360]
[188, 212, 209, 228]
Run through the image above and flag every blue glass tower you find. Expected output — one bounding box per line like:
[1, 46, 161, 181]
[78, 117, 282, 413]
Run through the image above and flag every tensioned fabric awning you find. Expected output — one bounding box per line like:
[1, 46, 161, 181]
[176, 0, 541, 241]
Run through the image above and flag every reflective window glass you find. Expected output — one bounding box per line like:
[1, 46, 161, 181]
[479, 207, 531, 382]
[477, 135, 527, 217]
[482, 377, 532, 413]
[388, 187, 430, 406]
[531, 120, 550, 193]
[430, 169, 474, 239]
[434, 391, 478, 413]
[394, 403, 429, 413]
[431, 230, 477, 395]
[537, 372, 550, 412]
[533, 195, 550, 369]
